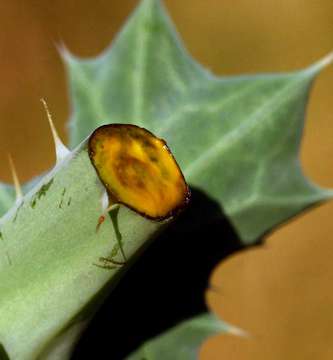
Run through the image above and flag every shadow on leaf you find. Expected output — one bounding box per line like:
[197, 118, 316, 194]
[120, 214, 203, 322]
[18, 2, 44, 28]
[72, 187, 253, 359]
[0, 343, 9, 360]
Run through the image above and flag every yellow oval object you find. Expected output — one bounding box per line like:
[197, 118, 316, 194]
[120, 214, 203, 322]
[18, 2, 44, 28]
[88, 124, 190, 219]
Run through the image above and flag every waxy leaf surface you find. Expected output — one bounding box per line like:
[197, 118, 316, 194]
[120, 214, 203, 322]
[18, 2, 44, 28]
[66, 0, 332, 242]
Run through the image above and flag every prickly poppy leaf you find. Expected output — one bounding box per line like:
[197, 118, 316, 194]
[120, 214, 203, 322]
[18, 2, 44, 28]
[64, 0, 333, 243]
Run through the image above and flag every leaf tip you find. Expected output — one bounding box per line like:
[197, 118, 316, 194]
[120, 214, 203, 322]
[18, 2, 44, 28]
[56, 41, 71, 60]
[313, 186, 333, 204]
[55, 41, 80, 66]
[306, 51, 333, 75]
[227, 323, 251, 338]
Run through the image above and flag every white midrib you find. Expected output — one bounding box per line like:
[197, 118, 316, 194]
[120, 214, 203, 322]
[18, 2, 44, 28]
[157, 81, 258, 136]
[132, 9, 152, 123]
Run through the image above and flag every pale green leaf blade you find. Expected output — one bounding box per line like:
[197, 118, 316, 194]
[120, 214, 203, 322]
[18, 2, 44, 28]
[0, 139, 166, 359]
[0, 175, 46, 218]
[65, 0, 208, 147]
[0, 184, 15, 216]
[126, 313, 228, 360]
[63, 0, 333, 243]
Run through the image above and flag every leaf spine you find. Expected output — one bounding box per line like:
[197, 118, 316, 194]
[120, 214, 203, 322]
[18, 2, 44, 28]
[40, 98, 70, 163]
[8, 154, 23, 204]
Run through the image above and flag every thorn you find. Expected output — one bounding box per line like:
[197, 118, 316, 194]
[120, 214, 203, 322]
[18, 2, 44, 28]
[8, 154, 23, 203]
[316, 51, 333, 68]
[227, 323, 250, 338]
[56, 41, 73, 61]
[40, 98, 70, 163]
[307, 51, 333, 74]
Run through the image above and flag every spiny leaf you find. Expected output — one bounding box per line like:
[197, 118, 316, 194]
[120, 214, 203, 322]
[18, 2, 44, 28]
[64, 0, 333, 243]
[0, 130, 179, 359]
[126, 313, 229, 360]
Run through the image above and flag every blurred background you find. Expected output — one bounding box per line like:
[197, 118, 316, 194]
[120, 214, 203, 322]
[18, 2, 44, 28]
[0, 0, 332, 358]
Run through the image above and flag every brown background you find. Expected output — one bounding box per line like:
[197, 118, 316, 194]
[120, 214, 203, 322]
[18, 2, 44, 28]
[0, 1, 332, 359]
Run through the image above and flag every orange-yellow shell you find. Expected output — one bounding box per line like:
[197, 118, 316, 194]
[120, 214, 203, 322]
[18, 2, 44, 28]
[88, 124, 190, 219]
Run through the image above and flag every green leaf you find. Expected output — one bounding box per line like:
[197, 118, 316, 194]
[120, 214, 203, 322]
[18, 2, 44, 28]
[0, 184, 15, 217]
[0, 139, 167, 359]
[126, 313, 228, 360]
[0, 175, 45, 217]
[64, 0, 333, 243]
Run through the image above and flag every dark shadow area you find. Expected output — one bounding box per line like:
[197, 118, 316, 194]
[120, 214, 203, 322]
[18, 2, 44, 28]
[0, 343, 10, 360]
[72, 187, 250, 359]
